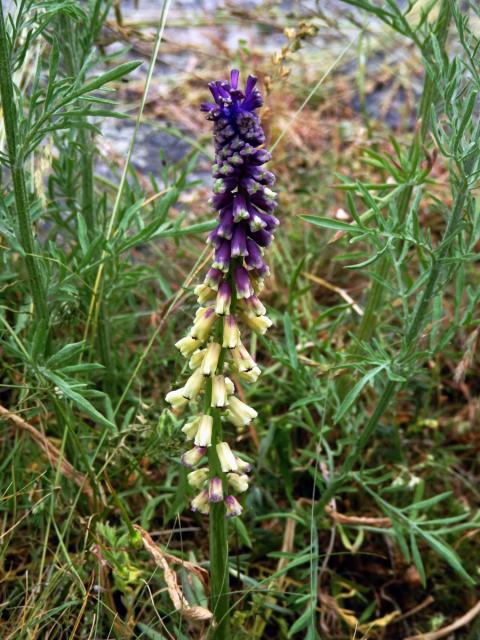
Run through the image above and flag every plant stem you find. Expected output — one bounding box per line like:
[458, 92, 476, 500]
[0, 4, 47, 323]
[320, 179, 470, 514]
[354, 0, 452, 343]
[208, 411, 230, 640]
[404, 179, 469, 347]
[80, 132, 95, 234]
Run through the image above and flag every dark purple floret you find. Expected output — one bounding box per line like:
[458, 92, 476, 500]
[202, 69, 278, 294]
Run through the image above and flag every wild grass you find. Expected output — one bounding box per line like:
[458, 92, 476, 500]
[0, 0, 480, 638]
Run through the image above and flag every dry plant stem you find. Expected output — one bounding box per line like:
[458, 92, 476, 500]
[0, 404, 94, 500]
[0, 5, 48, 323]
[355, 0, 452, 344]
[403, 600, 480, 640]
[133, 525, 213, 623]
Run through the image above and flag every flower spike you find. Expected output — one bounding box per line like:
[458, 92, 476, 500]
[165, 70, 278, 520]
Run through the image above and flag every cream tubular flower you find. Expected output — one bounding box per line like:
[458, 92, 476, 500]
[190, 307, 217, 341]
[216, 442, 238, 473]
[175, 335, 201, 357]
[191, 489, 210, 514]
[208, 477, 223, 502]
[181, 446, 207, 468]
[189, 349, 206, 370]
[215, 281, 232, 316]
[241, 311, 273, 335]
[181, 416, 201, 440]
[211, 375, 228, 408]
[227, 473, 249, 493]
[165, 388, 188, 409]
[227, 395, 258, 427]
[222, 315, 240, 349]
[201, 342, 221, 376]
[194, 414, 213, 447]
[182, 368, 205, 400]
[194, 283, 216, 305]
[187, 468, 209, 488]
[224, 495, 242, 518]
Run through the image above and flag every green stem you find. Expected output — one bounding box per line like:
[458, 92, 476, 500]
[98, 301, 115, 395]
[404, 181, 468, 346]
[317, 380, 397, 513]
[205, 267, 240, 639]
[60, 14, 96, 234]
[80, 131, 95, 234]
[354, 0, 452, 343]
[61, 10, 111, 385]
[0, 5, 47, 323]
[208, 409, 230, 640]
[320, 180, 470, 513]
[417, 0, 452, 142]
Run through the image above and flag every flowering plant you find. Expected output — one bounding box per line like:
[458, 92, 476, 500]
[166, 69, 278, 522]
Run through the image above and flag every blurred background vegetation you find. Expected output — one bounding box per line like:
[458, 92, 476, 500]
[0, 0, 480, 638]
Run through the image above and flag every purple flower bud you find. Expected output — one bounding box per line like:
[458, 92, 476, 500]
[251, 149, 272, 165]
[231, 224, 248, 257]
[250, 229, 273, 248]
[208, 477, 224, 502]
[230, 69, 240, 89]
[241, 177, 262, 195]
[256, 211, 280, 230]
[245, 238, 264, 270]
[217, 209, 234, 240]
[213, 240, 231, 272]
[252, 264, 270, 279]
[204, 268, 223, 290]
[224, 495, 243, 518]
[234, 265, 254, 299]
[215, 281, 232, 315]
[232, 194, 249, 222]
[181, 446, 207, 468]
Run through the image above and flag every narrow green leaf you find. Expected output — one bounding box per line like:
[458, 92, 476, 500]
[402, 491, 452, 513]
[47, 342, 84, 368]
[410, 532, 426, 587]
[283, 313, 299, 369]
[231, 517, 252, 548]
[418, 531, 474, 585]
[300, 215, 365, 234]
[69, 60, 142, 100]
[334, 364, 385, 422]
[288, 605, 313, 637]
[44, 371, 115, 429]
[392, 519, 410, 562]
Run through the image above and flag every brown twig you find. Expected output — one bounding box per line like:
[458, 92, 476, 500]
[404, 600, 480, 640]
[133, 524, 213, 623]
[302, 271, 364, 316]
[0, 404, 95, 501]
[326, 506, 392, 528]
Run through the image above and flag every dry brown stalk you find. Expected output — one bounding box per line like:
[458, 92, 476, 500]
[326, 506, 392, 528]
[404, 600, 480, 640]
[302, 271, 364, 316]
[133, 524, 212, 622]
[0, 404, 95, 501]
